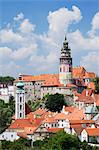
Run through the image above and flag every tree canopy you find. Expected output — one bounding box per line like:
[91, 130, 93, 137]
[94, 77, 99, 94]
[1, 131, 98, 150]
[0, 76, 15, 84]
[0, 99, 15, 133]
[45, 93, 66, 112]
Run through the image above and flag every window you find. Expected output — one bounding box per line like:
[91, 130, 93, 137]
[20, 97, 22, 102]
[60, 67, 62, 72]
[20, 113, 22, 118]
[39, 133, 41, 136]
[20, 105, 22, 110]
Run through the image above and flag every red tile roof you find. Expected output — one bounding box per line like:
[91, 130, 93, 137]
[33, 108, 47, 116]
[84, 72, 96, 79]
[55, 108, 84, 121]
[71, 124, 83, 135]
[86, 82, 95, 90]
[9, 119, 33, 129]
[86, 128, 99, 136]
[76, 95, 95, 104]
[81, 89, 94, 97]
[47, 128, 63, 133]
[15, 67, 96, 88]
[72, 66, 86, 78]
[17, 132, 28, 138]
[63, 106, 77, 113]
[43, 117, 57, 123]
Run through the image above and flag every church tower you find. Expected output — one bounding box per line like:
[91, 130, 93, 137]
[59, 36, 72, 85]
[15, 80, 25, 119]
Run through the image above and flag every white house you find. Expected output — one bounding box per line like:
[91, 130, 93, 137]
[0, 131, 19, 141]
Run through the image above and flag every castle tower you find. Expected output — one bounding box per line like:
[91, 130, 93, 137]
[59, 36, 72, 85]
[15, 80, 25, 119]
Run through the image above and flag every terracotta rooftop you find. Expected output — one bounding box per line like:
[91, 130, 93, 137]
[33, 108, 47, 116]
[43, 117, 57, 123]
[86, 128, 99, 136]
[71, 124, 83, 135]
[63, 106, 77, 113]
[84, 72, 96, 79]
[81, 89, 94, 97]
[47, 128, 63, 133]
[72, 66, 86, 79]
[9, 119, 33, 129]
[15, 67, 96, 86]
[76, 95, 95, 104]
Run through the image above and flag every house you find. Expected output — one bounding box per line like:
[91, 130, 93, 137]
[0, 85, 14, 103]
[81, 128, 99, 143]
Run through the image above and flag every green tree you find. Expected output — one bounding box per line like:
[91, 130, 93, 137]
[0, 76, 15, 85]
[33, 131, 80, 150]
[45, 93, 66, 112]
[94, 77, 99, 94]
[0, 99, 15, 133]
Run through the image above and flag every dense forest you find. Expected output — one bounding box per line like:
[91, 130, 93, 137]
[0, 76, 15, 84]
[0, 131, 98, 150]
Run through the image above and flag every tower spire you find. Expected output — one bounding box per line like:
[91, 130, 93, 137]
[59, 36, 72, 85]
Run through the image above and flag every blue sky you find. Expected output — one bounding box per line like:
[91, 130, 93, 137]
[0, 0, 99, 77]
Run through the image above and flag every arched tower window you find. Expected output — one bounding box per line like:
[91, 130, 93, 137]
[60, 67, 62, 72]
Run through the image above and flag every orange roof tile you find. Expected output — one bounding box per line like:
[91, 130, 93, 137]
[54, 113, 68, 120]
[94, 94, 99, 106]
[64, 106, 77, 113]
[55, 108, 84, 121]
[76, 95, 95, 104]
[9, 119, 33, 129]
[47, 128, 63, 133]
[84, 72, 96, 79]
[86, 128, 99, 136]
[66, 83, 77, 88]
[70, 119, 94, 125]
[17, 132, 28, 138]
[87, 82, 95, 90]
[96, 99, 99, 106]
[81, 89, 94, 96]
[33, 108, 47, 116]
[24, 126, 38, 134]
[43, 117, 57, 123]
[72, 66, 86, 78]
[71, 124, 83, 135]
[32, 118, 44, 126]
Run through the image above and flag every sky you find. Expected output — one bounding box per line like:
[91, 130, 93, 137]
[0, 0, 99, 77]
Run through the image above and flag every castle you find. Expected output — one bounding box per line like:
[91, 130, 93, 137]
[14, 37, 96, 101]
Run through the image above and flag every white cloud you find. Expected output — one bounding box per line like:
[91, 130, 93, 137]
[47, 6, 82, 41]
[19, 19, 36, 33]
[0, 47, 12, 62]
[68, 30, 99, 51]
[29, 51, 58, 72]
[0, 61, 20, 76]
[0, 29, 23, 43]
[80, 52, 99, 75]
[12, 44, 37, 60]
[14, 12, 24, 21]
[88, 12, 99, 37]
[0, 7, 99, 76]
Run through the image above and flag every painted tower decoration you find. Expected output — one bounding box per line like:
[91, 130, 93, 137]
[59, 36, 72, 85]
[15, 80, 25, 119]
